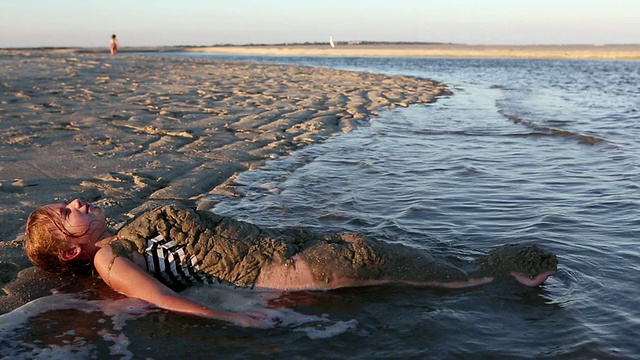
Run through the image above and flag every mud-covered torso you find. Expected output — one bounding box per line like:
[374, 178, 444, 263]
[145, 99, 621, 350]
[113, 205, 308, 288]
[110, 205, 462, 290]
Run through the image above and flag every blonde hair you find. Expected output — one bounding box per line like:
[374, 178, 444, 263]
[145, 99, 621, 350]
[24, 207, 90, 274]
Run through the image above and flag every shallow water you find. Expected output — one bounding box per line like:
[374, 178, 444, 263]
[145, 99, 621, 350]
[2, 55, 639, 359]
[210, 56, 640, 359]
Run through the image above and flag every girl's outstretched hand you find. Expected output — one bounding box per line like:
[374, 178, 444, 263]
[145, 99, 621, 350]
[230, 310, 276, 328]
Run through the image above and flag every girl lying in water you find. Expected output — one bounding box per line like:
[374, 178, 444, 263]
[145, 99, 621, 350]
[24, 199, 558, 328]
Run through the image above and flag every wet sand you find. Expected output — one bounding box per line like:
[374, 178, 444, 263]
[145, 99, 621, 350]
[0, 49, 450, 313]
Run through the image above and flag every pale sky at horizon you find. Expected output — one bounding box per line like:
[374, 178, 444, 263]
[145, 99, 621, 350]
[1, 0, 638, 48]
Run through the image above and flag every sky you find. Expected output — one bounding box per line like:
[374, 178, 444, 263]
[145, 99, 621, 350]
[1, 0, 638, 48]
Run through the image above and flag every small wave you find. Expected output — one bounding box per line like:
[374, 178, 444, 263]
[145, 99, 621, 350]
[413, 129, 478, 136]
[542, 266, 580, 307]
[499, 110, 608, 145]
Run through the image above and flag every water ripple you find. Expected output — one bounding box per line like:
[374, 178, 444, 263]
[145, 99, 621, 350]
[499, 109, 609, 145]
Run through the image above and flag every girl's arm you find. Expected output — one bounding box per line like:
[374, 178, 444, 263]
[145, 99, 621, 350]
[93, 246, 271, 328]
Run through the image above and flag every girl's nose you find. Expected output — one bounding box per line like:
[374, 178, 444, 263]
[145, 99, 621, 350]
[69, 199, 82, 208]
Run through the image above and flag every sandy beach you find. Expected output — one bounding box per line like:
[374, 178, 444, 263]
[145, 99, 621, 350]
[0, 49, 450, 313]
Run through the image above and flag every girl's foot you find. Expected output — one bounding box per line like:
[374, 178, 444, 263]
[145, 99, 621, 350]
[477, 244, 558, 286]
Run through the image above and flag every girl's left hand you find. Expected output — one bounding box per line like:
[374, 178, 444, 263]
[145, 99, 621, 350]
[233, 310, 276, 328]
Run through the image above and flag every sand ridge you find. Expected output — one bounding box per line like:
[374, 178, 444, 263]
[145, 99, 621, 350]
[183, 43, 640, 60]
[0, 50, 449, 312]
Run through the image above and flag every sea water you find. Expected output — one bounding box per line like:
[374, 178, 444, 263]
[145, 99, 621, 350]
[209, 56, 640, 359]
[2, 55, 638, 359]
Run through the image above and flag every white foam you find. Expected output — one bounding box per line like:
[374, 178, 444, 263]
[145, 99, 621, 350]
[182, 283, 274, 311]
[183, 284, 358, 338]
[295, 319, 359, 340]
[0, 294, 150, 359]
[0, 286, 357, 358]
[8, 342, 97, 360]
[98, 329, 132, 360]
[0, 294, 97, 332]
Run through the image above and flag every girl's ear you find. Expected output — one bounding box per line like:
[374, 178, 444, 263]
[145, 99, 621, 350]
[61, 245, 82, 261]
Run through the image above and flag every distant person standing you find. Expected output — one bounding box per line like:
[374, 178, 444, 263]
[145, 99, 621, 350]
[109, 34, 119, 55]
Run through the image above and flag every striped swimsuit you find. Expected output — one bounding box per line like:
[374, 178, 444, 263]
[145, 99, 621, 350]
[143, 234, 221, 287]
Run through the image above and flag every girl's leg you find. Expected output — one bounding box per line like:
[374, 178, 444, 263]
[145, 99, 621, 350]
[254, 234, 556, 290]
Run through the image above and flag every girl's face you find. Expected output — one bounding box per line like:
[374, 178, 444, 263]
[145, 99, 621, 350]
[45, 199, 107, 245]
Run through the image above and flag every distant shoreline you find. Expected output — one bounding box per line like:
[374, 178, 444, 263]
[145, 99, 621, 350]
[183, 44, 640, 61]
[4, 43, 639, 60]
